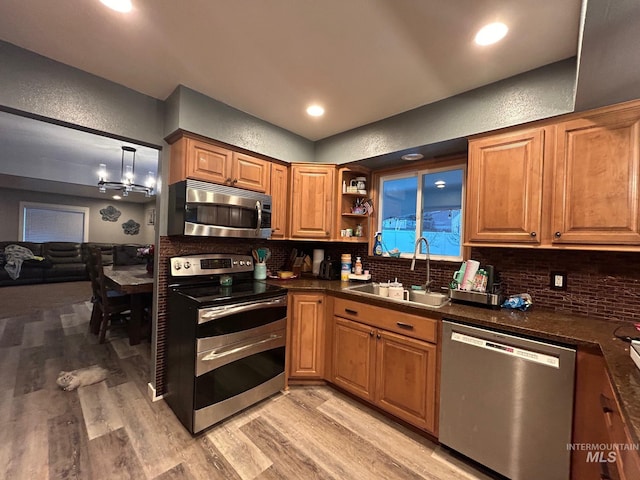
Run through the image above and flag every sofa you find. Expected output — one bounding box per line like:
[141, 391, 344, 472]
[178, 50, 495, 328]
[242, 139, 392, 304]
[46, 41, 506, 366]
[0, 241, 146, 287]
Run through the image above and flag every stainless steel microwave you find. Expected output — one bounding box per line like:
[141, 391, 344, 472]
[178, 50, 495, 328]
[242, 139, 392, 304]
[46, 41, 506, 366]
[168, 179, 272, 238]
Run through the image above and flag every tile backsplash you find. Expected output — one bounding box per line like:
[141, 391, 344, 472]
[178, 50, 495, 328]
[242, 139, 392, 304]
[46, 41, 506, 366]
[154, 237, 640, 394]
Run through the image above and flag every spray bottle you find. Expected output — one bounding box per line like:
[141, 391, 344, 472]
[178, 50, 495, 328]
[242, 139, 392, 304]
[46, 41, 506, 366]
[373, 232, 383, 256]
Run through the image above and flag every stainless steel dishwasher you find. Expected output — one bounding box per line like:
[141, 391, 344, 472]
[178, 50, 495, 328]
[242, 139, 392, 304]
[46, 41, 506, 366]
[439, 320, 576, 480]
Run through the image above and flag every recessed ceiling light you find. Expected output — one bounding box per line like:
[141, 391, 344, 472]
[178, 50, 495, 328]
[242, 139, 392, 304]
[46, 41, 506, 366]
[100, 0, 132, 13]
[401, 153, 424, 161]
[306, 105, 325, 117]
[474, 22, 508, 46]
[112, 195, 122, 200]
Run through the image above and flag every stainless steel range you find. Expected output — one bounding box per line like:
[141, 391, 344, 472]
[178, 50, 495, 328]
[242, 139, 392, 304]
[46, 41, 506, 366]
[165, 254, 287, 434]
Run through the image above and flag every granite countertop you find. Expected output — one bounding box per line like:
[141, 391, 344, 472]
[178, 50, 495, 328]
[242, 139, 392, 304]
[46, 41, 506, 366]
[268, 277, 640, 445]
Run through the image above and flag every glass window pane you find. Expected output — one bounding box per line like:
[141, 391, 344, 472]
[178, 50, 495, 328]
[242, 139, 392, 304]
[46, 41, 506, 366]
[421, 169, 463, 257]
[381, 175, 417, 254]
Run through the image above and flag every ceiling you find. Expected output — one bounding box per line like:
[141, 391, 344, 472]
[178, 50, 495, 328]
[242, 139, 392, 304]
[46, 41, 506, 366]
[0, 0, 583, 142]
[0, 110, 159, 203]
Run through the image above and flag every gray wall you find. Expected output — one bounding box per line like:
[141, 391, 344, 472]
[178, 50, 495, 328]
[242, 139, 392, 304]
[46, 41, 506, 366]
[0, 187, 155, 244]
[316, 59, 577, 164]
[165, 85, 315, 163]
[0, 40, 165, 147]
[574, 0, 640, 111]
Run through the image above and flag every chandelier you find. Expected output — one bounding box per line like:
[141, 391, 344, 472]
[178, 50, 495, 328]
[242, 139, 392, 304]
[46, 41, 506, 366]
[98, 146, 155, 197]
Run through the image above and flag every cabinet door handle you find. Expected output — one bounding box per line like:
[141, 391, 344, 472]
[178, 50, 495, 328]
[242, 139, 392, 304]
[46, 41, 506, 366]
[232, 178, 238, 184]
[600, 459, 612, 480]
[318, 299, 322, 304]
[369, 330, 374, 337]
[376, 333, 381, 339]
[225, 177, 232, 184]
[530, 231, 537, 237]
[599, 393, 614, 414]
[554, 231, 562, 238]
[396, 321, 414, 330]
[345, 308, 358, 315]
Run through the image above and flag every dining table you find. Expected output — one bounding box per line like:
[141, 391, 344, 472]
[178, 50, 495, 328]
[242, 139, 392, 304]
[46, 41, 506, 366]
[103, 264, 154, 345]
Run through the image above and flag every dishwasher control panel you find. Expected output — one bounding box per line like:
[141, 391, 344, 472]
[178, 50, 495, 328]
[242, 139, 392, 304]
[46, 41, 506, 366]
[451, 331, 560, 368]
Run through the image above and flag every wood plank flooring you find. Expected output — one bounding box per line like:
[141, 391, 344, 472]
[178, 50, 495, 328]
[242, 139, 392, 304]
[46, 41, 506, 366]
[0, 286, 499, 480]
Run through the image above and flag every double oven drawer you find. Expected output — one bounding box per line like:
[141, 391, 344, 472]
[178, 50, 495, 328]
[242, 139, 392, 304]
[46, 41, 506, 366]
[166, 291, 288, 434]
[196, 319, 286, 376]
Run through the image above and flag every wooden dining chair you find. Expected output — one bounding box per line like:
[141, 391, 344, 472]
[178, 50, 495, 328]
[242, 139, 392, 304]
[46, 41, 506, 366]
[87, 246, 131, 343]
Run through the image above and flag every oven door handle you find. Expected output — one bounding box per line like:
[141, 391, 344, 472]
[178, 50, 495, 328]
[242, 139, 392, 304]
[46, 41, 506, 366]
[201, 333, 283, 362]
[256, 200, 262, 235]
[198, 295, 287, 323]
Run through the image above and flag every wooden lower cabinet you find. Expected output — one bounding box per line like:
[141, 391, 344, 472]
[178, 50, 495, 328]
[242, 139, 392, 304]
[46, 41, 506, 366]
[376, 330, 437, 432]
[333, 317, 376, 400]
[572, 348, 640, 480]
[288, 293, 325, 380]
[332, 306, 438, 435]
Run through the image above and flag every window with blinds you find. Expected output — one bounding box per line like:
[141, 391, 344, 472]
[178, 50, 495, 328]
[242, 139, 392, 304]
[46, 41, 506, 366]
[19, 202, 89, 243]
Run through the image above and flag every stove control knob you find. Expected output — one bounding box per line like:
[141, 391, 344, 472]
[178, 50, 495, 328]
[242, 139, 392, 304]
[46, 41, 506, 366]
[173, 262, 181, 270]
[247, 260, 252, 266]
[184, 261, 191, 269]
[233, 260, 238, 266]
[239, 261, 245, 266]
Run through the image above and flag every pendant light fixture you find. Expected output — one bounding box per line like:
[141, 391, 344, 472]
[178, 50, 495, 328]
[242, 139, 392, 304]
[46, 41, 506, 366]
[98, 146, 155, 197]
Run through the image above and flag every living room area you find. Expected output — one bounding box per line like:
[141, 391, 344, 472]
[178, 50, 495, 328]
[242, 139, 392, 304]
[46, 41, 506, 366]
[0, 108, 159, 341]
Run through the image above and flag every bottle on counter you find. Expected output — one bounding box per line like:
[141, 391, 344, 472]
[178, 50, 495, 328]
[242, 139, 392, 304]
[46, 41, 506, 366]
[373, 232, 383, 256]
[354, 256, 363, 275]
[340, 254, 352, 282]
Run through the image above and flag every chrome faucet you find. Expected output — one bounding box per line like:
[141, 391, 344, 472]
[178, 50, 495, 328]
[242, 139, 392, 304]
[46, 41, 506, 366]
[410, 236, 432, 292]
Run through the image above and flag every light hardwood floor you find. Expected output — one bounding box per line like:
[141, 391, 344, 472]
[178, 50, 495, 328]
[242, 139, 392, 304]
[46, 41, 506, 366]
[0, 293, 498, 480]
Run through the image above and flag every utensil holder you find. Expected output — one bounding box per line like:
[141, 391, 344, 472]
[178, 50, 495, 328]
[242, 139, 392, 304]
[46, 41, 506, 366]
[254, 263, 267, 280]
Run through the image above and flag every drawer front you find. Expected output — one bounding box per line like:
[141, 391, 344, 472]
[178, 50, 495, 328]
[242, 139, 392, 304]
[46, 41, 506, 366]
[333, 298, 437, 343]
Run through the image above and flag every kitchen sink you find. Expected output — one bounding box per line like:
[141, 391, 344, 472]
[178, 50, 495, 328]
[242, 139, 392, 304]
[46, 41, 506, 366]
[345, 283, 449, 308]
[346, 283, 379, 295]
[408, 290, 449, 307]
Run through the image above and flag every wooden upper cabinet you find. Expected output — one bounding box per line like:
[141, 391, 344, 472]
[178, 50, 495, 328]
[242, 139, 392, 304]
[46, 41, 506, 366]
[270, 163, 289, 239]
[170, 136, 232, 185]
[466, 128, 545, 244]
[552, 108, 640, 245]
[168, 134, 270, 193]
[290, 164, 335, 239]
[231, 152, 270, 193]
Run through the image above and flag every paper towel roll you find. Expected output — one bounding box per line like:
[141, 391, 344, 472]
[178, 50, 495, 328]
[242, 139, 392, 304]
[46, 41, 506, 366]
[461, 259, 480, 291]
[312, 249, 325, 275]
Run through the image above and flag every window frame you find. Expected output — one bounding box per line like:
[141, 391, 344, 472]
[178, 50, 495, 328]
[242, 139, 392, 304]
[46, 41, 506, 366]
[375, 158, 467, 262]
[19, 201, 90, 243]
